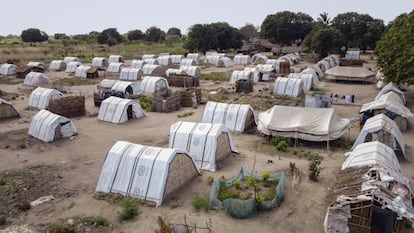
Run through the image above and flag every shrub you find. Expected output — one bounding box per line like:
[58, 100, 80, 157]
[207, 176, 214, 185]
[118, 199, 138, 222]
[233, 180, 241, 189]
[262, 172, 270, 181]
[308, 159, 322, 181]
[91, 215, 109, 226]
[245, 177, 257, 188]
[47, 223, 75, 233]
[276, 140, 288, 152]
[177, 111, 194, 118]
[139, 96, 153, 112]
[191, 195, 209, 210]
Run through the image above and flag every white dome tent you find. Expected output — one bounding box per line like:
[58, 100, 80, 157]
[288, 73, 317, 91]
[65, 61, 82, 73]
[91, 57, 109, 69]
[107, 62, 125, 74]
[180, 58, 197, 67]
[186, 53, 200, 63]
[95, 141, 200, 207]
[111, 81, 142, 97]
[170, 55, 184, 64]
[140, 76, 169, 94]
[229, 70, 254, 85]
[119, 68, 143, 81]
[233, 54, 251, 65]
[157, 56, 172, 66]
[28, 109, 77, 143]
[63, 57, 80, 65]
[28, 87, 64, 109]
[0, 64, 17, 76]
[108, 55, 124, 63]
[143, 58, 159, 65]
[97, 97, 145, 124]
[273, 77, 304, 97]
[243, 67, 260, 83]
[49, 60, 66, 71]
[130, 60, 147, 69]
[24, 72, 49, 86]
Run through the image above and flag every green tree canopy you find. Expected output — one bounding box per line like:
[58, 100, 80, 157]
[145, 26, 165, 42]
[20, 28, 48, 42]
[317, 12, 331, 25]
[302, 24, 344, 59]
[167, 27, 182, 38]
[260, 11, 314, 45]
[376, 11, 414, 85]
[184, 22, 242, 53]
[127, 29, 144, 41]
[97, 28, 124, 46]
[240, 23, 258, 42]
[331, 12, 385, 50]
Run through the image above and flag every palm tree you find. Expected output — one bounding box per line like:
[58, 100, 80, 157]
[317, 12, 331, 25]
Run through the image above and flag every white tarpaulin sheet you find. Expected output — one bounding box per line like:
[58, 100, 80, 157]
[75, 65, 92, 78]
[352, 114, 405, 157]
[169, 121, 238, 171]
[375, 82, 406, 104]
[257, 105, 350, 141]
[28, 87, 64, 109]
[24, 72, 49, 86]
[229, 70, 254, 85]
[360, 92, 413, 119]
[111, 81, 142, 96]
[95, 141, 199, 207]
[288, 73, 317, 91]
[273, 77, 304, 97]
[28, 109, 77, 142]
[140, 76, 169, 94]
[119, 68, 143, 81]
[107, 62, 125, 73]
[201, 101, 256, 133]
[98, 96, 144, 124]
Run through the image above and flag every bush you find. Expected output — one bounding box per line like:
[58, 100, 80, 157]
[207, 176, 214, 185]
[245, 177, 257, 188]
[233, 180, 241, 189]
[276, 140, 288, 152]
[139, 96, 153, 112]
[308, 159, 322, 181]
[47, 223, 75, 233]
[91, 215, 109, 226]
[191, 195, 209, 210]
[262, 172, 270, 181]
[118, 199, 138, 222]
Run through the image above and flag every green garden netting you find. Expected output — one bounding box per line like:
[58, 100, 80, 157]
[209, 167, 286, 219]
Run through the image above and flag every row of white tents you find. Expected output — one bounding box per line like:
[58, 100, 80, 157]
[324, 82, 414, 232]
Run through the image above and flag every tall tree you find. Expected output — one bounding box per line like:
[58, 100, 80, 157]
[167, 27, 181, 38]
[261, 11, 314, 45]
[145, 26, 165, 42]
[376, 11, 414, 85]
[20, 28, 48, 42]
[302, 25, 344, 59]
[317, 12, 331, 25]
[127, 29, 144, 41]
[331, 12, 385, 50]
[97, 28, 124, 46]
[240, 23, 258, 42]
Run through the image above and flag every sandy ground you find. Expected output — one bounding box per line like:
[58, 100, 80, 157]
[1, 55, 414, 233]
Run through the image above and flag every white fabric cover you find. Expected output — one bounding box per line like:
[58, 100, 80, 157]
[243, 67, 260, 83]
[75, 65, 92, 78]
[360, 92, 413, 119]
[312, 64, 324, 79]
[143, 58, 159, 65]
[142, 64, 161, 75]
[178, 66, 200, 78]
[91, 57, 108, 68]
[169, 121, 237, 171]
[352, 114, 405, 157]
[108, 55, 124, 63]
[317, 60, 331, 72]
[140, 76, 169, 94]
[266, 59, 282, 72]
[229, 70, 253, 85]
[170, 55, 184, 64]
[49, 60, 66, 70]
[27, 61, 46, 69]
[325, 66, 375, 82]
[95, 141, 199, 207]
[157, 56, 172, 66]
[257, 105, 350, 141]
[342, 141, 401, 173]
[206, 54, 224, 65]
[24, 72, 49, 86]
[0, 64, 17, 75]
[180, 58, 197, 67]
[111, 81, 142, 96]
[345, 50, 360, 60]
[98, 97, 144, 124]
[186, 53, 200, 62]
[375, 82, 406, 104]
[288, 73, 317, 91]
[216, 57, 232, 67]
[98, 79, 117, 89]
[142, 54, 156, 60]
[63, 57, 80, 64]
[65, 61, 82, 73]
[28, 109, 77, 142]
[233, 54, 251, 65]
[28, 87, 63, 109]
[301, 68, 319, 82]
[201, 101, 255, 133]
[130, 60, 146, 69]
[273, 77, 304, 97]
[107, 62, 125, 73]
[119, 68, 143, 81]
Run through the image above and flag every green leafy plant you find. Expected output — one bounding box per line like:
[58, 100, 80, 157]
[139, 95, 153, 112]
[91, 215, 109, 226]
[207, 176, 214, 185]
[191, 195, 209, 210]
[118, 199, 138, 222]
[177, 111, 194, 118]
[245, 177, 257, 188]
[276, 140, 288, 152]
[308, 159, 322, 181]
[262, 172, 270, 181]
[47, 223, 76, 233]
[233, 180, 241, 189]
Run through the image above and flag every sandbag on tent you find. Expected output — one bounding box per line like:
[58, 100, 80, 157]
[233, 54, 251, 65]
[353, 114, 406, 159]
[201, 101, 256, 133]
[28, 87, 64, 109]
[49, 60, 66, 71]
[97, 96, 144, 124]
[108, 55, 124, 63]
[169, 121, 238, 172]
[288, 73, 318, 91]
[95, 141, 200, 207]
[140, 76, 169, 94]
[0, 98, 19, 120]
[111, 80, 142, 97]
[28, 109, 77, 143]
[107, 62, 125, 74]
[229, 70, 253, 85]
[119, 68, 143, 81]
[65, 61, 82, 73]
[257, 105, 350, 143]
[273, 77, 304, 97]
[24, 72, 49, 86]
[375, 82, 406, 104]
[130, 59, 146, 69]
[91, 57, 109, 69]
[0, 64, 17, 76]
